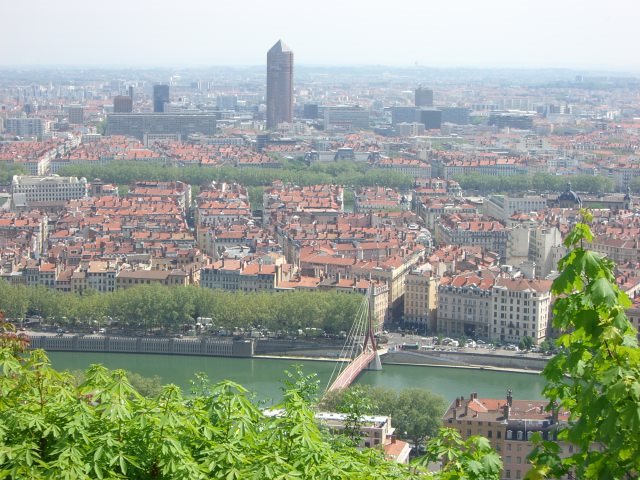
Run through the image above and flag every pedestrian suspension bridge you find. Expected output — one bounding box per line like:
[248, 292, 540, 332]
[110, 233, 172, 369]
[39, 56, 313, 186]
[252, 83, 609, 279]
[325, 290, 382, 393]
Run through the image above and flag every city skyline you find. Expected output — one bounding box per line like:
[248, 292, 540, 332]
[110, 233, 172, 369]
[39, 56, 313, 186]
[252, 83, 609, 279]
[0, 0, 638, 72]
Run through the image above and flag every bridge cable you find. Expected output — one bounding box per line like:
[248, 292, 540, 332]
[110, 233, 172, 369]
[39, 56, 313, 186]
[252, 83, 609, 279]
[324, 292, 370, 393]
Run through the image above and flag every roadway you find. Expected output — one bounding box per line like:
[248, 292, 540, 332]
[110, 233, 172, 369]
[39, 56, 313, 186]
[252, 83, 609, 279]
[383, 332, 553, 360]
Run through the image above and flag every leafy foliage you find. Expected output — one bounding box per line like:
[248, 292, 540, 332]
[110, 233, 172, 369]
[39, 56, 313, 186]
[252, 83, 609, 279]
[0, 347, 417, 479]
[0, 312, 29, 353]
[69, 369, 165, 398]
[0, 162, 27, 184]
[413, 428, 502, 480]
[526, 210, 640, 479]
[0, 282, 362, 335]
[455, 173, 614, 195]
[320, 385, 447, 448]
[0, 319, 501, 479]
[518, 336, 534, 351]
[60, 160, 414, 192]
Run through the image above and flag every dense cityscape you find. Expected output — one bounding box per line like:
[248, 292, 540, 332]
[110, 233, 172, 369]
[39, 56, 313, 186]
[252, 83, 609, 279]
[1, 9, 640, 477]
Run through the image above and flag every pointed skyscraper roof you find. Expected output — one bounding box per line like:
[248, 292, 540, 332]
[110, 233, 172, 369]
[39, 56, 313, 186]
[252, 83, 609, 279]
[268, 40, 292, 54]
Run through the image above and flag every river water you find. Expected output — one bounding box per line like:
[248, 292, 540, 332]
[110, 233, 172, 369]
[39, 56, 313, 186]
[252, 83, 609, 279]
[47, 351, 545, 404]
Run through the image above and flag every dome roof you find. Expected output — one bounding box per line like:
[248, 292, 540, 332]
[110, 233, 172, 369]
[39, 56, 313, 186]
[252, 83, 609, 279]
[558, 182, 581, 204]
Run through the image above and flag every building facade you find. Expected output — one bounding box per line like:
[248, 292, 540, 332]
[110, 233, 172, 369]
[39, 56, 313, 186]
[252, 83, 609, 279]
[105, 113, 216, 140]
[113, 95, 133, 113]
[490, 277, 552, 345]
[11, 175, 88, 205]
[5, 117, 46, 138]
[153, 84, 170, 113]
[415, 86, 434, 108]
[437, 270, 496, 338]
[323, 106, 370, 132]
[403, 266, 439, 332]
[443, 391, 571, 480]
[266, 40, 294, 130]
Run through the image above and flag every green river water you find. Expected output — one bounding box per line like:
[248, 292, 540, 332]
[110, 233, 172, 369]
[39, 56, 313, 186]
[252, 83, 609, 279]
[47, 352, 545, 405]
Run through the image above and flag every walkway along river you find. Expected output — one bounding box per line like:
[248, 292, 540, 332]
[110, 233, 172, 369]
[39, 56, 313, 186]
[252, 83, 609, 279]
[46, 351, 546, 404]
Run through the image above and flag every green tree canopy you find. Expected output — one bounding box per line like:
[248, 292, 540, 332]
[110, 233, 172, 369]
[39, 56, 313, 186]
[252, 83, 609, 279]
[0, 339, 501, 479]
[527, 210, 640, 479]
[60, 160, 414, 192]
[0, 282, 363, 335]
[455, 173, 614, 195]
[321, 384, 447, 448]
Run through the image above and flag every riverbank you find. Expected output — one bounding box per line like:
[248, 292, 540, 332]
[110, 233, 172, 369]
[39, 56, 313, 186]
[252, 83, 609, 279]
[27, 333, 253, 357]
[255, 349, 545, 375]
[26, 332, 549, 373]
[382, 349, 548, 372]
[382, 361, 541, 375]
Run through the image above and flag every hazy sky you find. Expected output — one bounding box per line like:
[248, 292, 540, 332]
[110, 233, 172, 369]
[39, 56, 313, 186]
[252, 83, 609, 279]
[1, 0, 638, 71]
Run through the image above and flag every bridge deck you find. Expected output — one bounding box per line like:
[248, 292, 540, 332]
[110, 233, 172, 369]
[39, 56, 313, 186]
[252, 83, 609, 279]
[327, 350, 377, 392]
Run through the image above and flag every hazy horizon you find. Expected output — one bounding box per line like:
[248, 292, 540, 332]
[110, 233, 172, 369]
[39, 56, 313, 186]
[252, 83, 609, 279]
[1, 0, 638, 73]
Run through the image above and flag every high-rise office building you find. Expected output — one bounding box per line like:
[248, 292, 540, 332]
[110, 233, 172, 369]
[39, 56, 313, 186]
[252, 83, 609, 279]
[391, 106, 419, 125]
[266, 40, 293, 130]
[415, 86, 434, 107]
[418, 109, 442, 130]
[68, 105, 85, 124]
[113, 96, 133, 113]
[153, 84, 170, 113]
[303, 103, 319, 119]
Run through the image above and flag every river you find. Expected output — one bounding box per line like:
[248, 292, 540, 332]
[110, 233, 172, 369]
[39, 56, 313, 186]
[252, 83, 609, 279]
[47, 351, 545, 404]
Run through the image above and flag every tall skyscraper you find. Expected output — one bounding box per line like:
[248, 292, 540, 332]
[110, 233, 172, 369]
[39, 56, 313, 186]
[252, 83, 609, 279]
[415, 86, 434, 107]
[153, 84, 170, 113]
[266, 40, 293, 130]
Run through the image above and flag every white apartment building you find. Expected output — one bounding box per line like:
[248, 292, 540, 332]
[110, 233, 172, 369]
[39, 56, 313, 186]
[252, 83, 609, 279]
[506, 226, 531, 268]
[11, 175, 88, 206]
[490, 277, 552, 345]
[484, 194, 547, 222]
[528, 227, 565, 278]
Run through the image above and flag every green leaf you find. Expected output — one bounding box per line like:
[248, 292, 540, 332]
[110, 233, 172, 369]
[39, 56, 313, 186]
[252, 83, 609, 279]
[587, 278, 618, 308]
